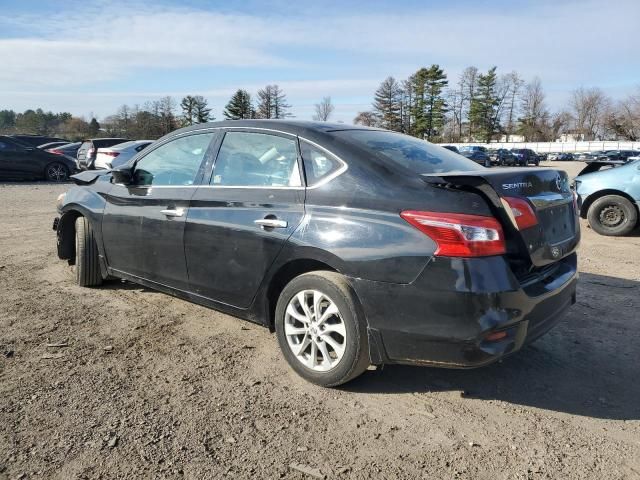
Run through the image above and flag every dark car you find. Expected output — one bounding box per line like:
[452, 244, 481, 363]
[53, 120, 579, 386]
[441, 145, 459, 153]
[557, 153, 575, 161]
[37, 141, 71, 150]
[0, 135, 77, 181]
[45, 142, 82, 164]
[488, 148, 518, 166]
[596, 150, 640, 162]
[76, 138, 129, 170]
[458, 145, 491, 167]
[511, 149, 540, 166]
[11, 134, 70, 147]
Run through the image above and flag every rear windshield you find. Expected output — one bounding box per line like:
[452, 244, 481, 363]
[332, 130, 483, 174]
[93, 139, 127, 147]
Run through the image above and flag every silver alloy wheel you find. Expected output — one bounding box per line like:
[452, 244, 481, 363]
[47, 164, 67, 181]
[284, 289, 347, 372]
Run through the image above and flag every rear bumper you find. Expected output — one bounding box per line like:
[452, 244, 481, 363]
[351, 253, 578, 368]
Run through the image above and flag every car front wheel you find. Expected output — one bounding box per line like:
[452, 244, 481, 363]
[275, 271, 369, 387]
[74, 217, 103, 287]
[587, 195, 638, 236]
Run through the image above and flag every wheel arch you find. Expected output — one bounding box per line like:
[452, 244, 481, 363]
[56, 205, 94, 262]
[580, 189, 639, 219]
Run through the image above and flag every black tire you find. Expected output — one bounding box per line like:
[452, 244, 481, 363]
[587, 195, 638, 236]
[74, 217, 103, 287]
[45, 162, 69, 182]
[275, 271, 369, 387]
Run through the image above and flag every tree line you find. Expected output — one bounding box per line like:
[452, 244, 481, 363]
[355, 66, 640, 143]
[2, 74, 638, 143]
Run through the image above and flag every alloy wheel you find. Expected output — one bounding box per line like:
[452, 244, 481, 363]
[47, 164, 68, 181]
[284, 290, 346, 372]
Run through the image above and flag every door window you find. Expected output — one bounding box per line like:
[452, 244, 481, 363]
[0, 140, 19, 152]
[212, 132, 301, 187]
[133, 133, 214, 186]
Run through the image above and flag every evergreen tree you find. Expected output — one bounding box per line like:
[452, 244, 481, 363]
[256, 85, 290, 119]
[410, 65, 448, 140]
[193, 95, 212, 123]
[224, 89, 253, 120]
[88, 117, 100, 136]
[180, 95, 197, 126]
[372, 76, 403, 131]
[469, 67, 501, 142]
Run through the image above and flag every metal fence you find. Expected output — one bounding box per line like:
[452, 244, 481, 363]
[444, 141, 640, 153]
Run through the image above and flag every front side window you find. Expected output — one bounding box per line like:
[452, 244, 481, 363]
[0, 140, 18, 152]
[133, 133, 214, 186]
[212, 132, 301, 187]
[300, 140, 344, 186]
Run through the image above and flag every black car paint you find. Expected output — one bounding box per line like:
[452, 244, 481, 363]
[0, 135, 77, 180]
[55, 121, 579, 368]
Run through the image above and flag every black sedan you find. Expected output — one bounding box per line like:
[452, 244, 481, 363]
[0, 135, 77, 181]
[53, 120, 579, 386]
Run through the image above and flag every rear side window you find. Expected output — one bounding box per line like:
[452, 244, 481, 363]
[333, 130, 482, 174]
[300, 140, 344, 186]
[212, 132, 301, 187]
[0, 140, 19, 151]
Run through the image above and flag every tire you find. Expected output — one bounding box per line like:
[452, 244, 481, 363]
[275, 271, 369, 387]
[45, 162, 69, 182]
[587, 195, 638, 236]
[74, 217, 103, 287]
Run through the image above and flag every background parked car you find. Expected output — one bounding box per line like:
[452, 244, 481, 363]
[458, 145, 491, 167]
[576, 150, 608, 162]
[511, 148, 539, 166]
[0, 135, 77, 181]
[596, 150, 640, 162]
[37, 141, 71, 150]
[575, 159, 640, 236]
[45, 142, 82, 164]
[441, 145, 459, 153]
[11, 134, 70, 147]
[557, 153, 575, 161]
[547, 152, 561, 161]
[488, 148, 518, 166]
[93, 140, 154, 169]
[76, 138, 129, 170]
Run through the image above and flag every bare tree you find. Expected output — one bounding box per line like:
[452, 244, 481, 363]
[605, 88, 640, 140]
[460, 66, 478, 138]
[313, 96, 335, 122]
[518, 77, 549, 141]
[353, 111, 377, 127]
[570, 87, 610, 140]
[502, 71, 524, 141]
[256, 85, 290, 119]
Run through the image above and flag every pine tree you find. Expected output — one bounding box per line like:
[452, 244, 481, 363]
[409, 65, 448, 140]
[256, 85, 290, 119]
[88, 118, 100, 136]
[180, 95, 197, 126]
[193, 96, 212, 123]
[224, 89, 253, 120]
[372, 76, 402, 131]
[469, 67, 500, 142]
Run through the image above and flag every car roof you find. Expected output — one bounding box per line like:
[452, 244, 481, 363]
[168, 119, 376, 138]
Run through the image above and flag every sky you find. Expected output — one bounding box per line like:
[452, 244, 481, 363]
[1, 0, 639, 123]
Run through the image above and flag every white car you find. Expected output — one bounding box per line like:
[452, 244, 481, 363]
[94, 140, 154, 169]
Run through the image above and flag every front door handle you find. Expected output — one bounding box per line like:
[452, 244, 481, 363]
[161, 208, 185, 217]
[254, 218, 288, 229]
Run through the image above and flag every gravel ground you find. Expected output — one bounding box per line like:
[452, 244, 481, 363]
[1, 161, 639, 479]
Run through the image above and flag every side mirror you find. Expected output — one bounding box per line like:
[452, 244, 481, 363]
[111, 165, 133, 185]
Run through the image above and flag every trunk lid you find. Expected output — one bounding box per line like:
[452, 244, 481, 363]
[422, 168, 580, 268]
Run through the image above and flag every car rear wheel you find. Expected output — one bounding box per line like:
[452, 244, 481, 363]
[74, 217, 103, 287]
[275, 271, 369, 387]
[45, 162, 69, 182]
[587, 195, 638, 236]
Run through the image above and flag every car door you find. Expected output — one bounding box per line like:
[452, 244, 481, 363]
[185, 129, 305, 308]
[0, 139, 44, 179]
[101, 131, 217, 290]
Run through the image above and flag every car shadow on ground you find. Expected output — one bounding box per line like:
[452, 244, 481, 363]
[344, 272, 640, 421]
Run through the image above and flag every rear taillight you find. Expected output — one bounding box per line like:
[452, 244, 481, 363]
[47, 149, 63, 155]
[503, 197, 538, 230]
[101, 151, 120, 157]
[400, 211, 506, 257]
[571, 190, 579, 214]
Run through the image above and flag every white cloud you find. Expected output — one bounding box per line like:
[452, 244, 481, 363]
[1, 0, 638, 121]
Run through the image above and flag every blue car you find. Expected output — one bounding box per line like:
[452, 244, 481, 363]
[575, 159, 640, 236]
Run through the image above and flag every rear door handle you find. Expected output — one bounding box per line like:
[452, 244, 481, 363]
[254, 218, 288, 228]
[161, 208, 185, 217]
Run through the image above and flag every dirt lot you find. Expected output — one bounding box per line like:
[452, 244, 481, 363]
[1, 161, 639, 479]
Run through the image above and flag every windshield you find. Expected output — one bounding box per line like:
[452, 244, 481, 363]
[332, 130, 483, 174]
